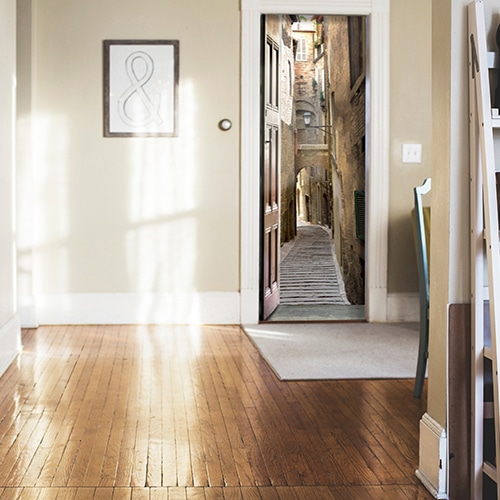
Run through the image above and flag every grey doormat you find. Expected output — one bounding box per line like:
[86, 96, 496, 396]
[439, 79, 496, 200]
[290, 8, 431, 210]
[243, 322, 420, 380]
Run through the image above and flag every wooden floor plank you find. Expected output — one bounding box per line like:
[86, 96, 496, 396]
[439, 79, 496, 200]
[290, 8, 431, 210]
[292, 486, 337, 499]
[100, 329, 132, 487]
[188, 353, 225, 488]
[238, 486, 263, 500]
[256, 487, 280, 500]
[0, 325, 432, 499]
[112, 487, 133, 500]
[114, 328, 139, 488]
[55, 486, 78, 499]
[130, 488, 150, 500]
[256, 373, 343, 486]
[81, 330, 120, 487]
[149, 487, 169, 500]
[203, 487, 224, 500]
[186, 488, 207, 500]
[53, 327, 104, 487]
[17, 487, 43, 500]
[211, 328, 286, 486]
[171, 359, 195, 487]
[32, 327, 93, 487]
[203, 340, 243, 487]
[178, 332, 210, 488]
[166, 486, 188, 499]
[306, 380, 415, 484]
[334, 380, 419, 483]
[37, 487, 61, 499]
[210, 332, 257, 479]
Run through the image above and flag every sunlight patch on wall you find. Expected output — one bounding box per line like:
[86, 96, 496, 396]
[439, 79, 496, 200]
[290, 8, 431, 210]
[126, 79, 198, 294]
[32, 114, 69, 292]
[16, 115, 35, 300]
[126, 217, 196, 292]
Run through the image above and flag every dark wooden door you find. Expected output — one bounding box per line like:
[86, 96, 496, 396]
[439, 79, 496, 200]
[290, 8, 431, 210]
[261, 23, 280, 320]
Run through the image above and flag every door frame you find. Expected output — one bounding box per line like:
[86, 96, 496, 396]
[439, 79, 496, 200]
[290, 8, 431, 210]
[240, 0, 390, 324]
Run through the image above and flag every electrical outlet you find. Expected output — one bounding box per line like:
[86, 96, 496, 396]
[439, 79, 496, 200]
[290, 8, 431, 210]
[402, 143, 422, 164]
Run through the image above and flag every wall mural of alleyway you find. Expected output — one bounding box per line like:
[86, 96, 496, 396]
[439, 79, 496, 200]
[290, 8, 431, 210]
[265, 14, 366, 321]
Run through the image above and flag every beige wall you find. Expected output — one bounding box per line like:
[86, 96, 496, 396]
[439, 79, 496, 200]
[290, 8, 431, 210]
[389, 0, 432, 294]
[426, 0, 451, 434]
[25, 0, 239, 298]
[16, 0, 437, 323]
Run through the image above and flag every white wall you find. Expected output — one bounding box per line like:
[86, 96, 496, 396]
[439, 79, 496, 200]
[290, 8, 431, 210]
[0, 0, 21, 376]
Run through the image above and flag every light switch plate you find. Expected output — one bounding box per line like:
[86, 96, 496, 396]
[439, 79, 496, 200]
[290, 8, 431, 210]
[402, 143, 422, 163]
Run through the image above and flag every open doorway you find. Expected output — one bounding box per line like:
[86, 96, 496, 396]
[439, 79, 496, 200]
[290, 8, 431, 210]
[260, 14, 366, 322]
[240, 0, 390, 326]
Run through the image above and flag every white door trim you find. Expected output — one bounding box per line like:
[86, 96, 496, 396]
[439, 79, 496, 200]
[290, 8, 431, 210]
[240, 0, 390, 324]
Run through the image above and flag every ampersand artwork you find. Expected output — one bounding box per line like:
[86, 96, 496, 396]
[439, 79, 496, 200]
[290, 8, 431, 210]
[118, 51, 163, 128]
[104, 40, 178, 137]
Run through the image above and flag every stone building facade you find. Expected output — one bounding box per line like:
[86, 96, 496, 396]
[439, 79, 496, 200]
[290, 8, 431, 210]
[323, 16, 366, 304]
[279, 16, 297, 245]
[292, 18, 333, 229]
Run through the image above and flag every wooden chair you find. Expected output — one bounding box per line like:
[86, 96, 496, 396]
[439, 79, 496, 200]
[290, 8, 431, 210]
[412, 178, 431, 398]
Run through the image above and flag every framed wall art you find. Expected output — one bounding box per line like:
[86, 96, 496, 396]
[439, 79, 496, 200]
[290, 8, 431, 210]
[103, 40, 179, 137]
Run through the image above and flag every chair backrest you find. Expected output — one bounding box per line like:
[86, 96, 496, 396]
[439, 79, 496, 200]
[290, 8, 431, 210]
[413, 178, 431, 308]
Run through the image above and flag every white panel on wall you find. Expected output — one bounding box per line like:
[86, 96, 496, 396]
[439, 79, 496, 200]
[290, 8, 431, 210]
[0, 0, 22, 376]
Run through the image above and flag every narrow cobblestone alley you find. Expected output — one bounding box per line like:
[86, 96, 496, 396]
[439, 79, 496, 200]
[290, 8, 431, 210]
[280, 223, 348, 305]
[267, 222, 365, 321]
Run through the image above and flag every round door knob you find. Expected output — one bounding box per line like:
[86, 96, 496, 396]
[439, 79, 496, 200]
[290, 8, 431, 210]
[218, 119, 232, 131]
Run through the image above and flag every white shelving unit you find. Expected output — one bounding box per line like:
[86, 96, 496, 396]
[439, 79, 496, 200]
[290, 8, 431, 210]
[469, 1, 500, 498]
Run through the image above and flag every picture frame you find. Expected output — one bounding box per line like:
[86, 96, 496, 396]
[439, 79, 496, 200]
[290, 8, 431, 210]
[103, 40, 179, 137]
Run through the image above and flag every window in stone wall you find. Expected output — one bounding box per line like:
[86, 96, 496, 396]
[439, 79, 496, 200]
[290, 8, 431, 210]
[296, 38, 308, 61]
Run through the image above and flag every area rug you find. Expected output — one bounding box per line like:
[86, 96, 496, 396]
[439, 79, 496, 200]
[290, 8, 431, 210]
[243, 322, 420, 380]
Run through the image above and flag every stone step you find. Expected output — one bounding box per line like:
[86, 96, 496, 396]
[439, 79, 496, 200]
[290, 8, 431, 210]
[279, 224, 349, 306]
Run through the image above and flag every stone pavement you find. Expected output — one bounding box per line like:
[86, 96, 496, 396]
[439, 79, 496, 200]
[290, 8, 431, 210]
[279, 222, 350, 306]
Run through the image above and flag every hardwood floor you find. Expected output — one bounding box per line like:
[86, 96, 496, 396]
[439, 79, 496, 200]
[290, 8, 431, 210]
[0, 325, 431, 499]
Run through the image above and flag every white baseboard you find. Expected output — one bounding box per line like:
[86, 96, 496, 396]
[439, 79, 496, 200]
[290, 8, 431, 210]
[387, 292, 419, 322]
[0, 315, 22, 378]
[240, 288, 260, 325]
[33, 292, 241, 325]
[416, 412, 448, 499]
[18, 295, 38, 328]
[23, 291, 419, 325]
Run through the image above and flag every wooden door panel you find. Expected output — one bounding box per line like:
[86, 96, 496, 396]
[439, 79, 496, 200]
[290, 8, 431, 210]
[261, 26, 280, 320]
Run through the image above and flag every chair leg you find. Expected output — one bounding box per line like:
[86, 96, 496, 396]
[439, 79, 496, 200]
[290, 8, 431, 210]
[413, 318, 429, 398]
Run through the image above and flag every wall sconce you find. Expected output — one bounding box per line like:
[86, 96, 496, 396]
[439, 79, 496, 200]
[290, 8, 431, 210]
[302, 111, 332, 136]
